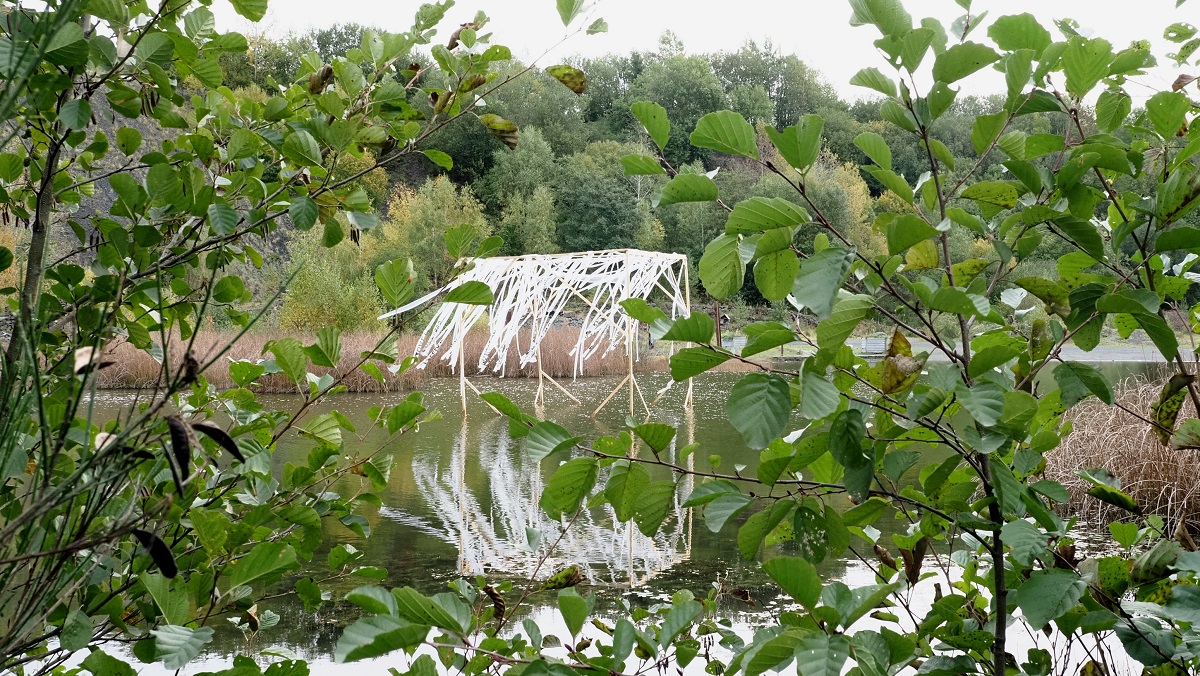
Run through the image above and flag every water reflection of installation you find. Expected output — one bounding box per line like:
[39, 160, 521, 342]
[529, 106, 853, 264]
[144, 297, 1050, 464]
[397, 412, 696, 586]
[378, 249, 697, 584]
[379, 249, 693, 416]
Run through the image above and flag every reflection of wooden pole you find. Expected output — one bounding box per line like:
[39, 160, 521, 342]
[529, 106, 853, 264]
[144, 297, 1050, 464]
[593, 374, 630, 417]
[458, 311, 467, 415]
[626, 252, 634, 417]
[683, 260, 693, 408]
[457, 416, 469, 574]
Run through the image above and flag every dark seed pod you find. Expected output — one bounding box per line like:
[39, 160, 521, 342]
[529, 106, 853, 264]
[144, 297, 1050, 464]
[192, 423, 245, 463]
[133, 529, 178, 578]
[873, 544, 897, 571]
[165, 417, 190, 474]
[164, 416, 190, 495]
[483, 584, 505, 621]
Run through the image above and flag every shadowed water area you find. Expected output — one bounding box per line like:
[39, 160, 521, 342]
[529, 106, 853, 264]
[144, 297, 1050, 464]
[86, 362, 1171, 673]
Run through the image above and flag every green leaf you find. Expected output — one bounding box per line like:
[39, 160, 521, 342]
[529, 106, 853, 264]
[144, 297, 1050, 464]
[1146, 91, 1189, 138]
[421, 150, 453, 171]
[793, 634, 851, 676]
[207, 203, 238, 235]
[1017, 570, 1086, 629]
[971, 112, 1007, 156]
[726, 373, 792, 450]
[211, 276, 244, 304]
[375, 259, 415, 308]
[557, 589, 588, 636]
[830, 409, 873, 502]
[762, 556, 822, 609]
[229, 0, 268, 21]
[961, 181, 1019, 210]
[545, 64, 587, 94]
[1076, 468, 1140, 513]
[725, 197, 808, 234]
[61, 609, 94, 652]
[335, 616, 428, 663]
[114, 127, 141, 156]
[738, 500, 794, 559]
[620, 154, 665, 175]
[745, 631, 805, 676]
[656, 174, 718, 207]
[391, 587, 466, 632]
[1095, 90, 1132, 133]
[659, 600, 702, 648]
[1053, 217, 1106, 261]
[791, 247, 855, 319]
[1054, 362, 1114, 407]
[445, 281, 493, 305]
[555, 0, 585, 26]
[988, 13, 1052, 56]
[58, 99, 91, 130]
[289, 196, 319, 230]
[587, 18, 608, 35]
[605, 461, 651, 522]
[526, 421, 581, 462]
[1063, 36, 1113, 99]
[634, 480, 678, 536]
[765, 114, 824, 171]
[956, 380, 1005, 426]
[141, 573, 188, 625]
[754, 251, 800, 302]
[863, 166, 913, 204]
[932, 41, 999, 83]
[631, 101, 669, 151]
[268, 337, 308, 385]
[849, 0, 912, 38]
[816, 295, 874, 350]
[540, 458, 599, 518]
[227, 542, 298, 589]
[670, 347, 730, 380]
[850, 67, 897, 97]
[854, 132, 891, 170]
[886, 214, 938, 255]
[302, 327, 341, 368]
[150, 626, 214, 670]
[346, 585, 399, 616]
[80, 648, 136, 676]
[282, 131, 323, 167]
[705, 492, 752, 532]
[698, 234, 744, 300]
[690, 110, 758, 158]
[661, 312, 715, 343]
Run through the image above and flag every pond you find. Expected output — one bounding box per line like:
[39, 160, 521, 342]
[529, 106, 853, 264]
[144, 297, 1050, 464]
[90, 361, 1172, 673]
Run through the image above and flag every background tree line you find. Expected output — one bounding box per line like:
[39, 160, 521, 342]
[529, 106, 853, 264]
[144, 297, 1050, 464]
[204, 23, 1159, 334]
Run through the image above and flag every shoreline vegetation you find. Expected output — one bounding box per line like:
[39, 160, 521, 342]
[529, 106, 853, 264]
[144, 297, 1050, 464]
[95, 326, 756, 392]
[1049, 379, 1200, 526]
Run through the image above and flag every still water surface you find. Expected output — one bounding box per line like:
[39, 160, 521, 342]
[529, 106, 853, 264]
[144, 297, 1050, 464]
[91, 362, 1169, 672]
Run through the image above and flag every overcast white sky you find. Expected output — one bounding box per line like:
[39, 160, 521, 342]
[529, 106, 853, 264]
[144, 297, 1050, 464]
[210, 1, 1194, 101]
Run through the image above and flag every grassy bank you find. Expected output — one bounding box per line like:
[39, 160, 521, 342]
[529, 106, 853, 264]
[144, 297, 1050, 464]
[1047, 378, 1200, 525]
[95, 327, 757, 393]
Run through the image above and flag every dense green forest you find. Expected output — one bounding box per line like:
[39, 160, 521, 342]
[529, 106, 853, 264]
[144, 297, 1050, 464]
[202, 24, 1122, 333]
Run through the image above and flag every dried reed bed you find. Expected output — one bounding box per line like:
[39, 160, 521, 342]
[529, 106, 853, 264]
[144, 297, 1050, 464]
[1047, 377, 1200, 524]
[94, 327, 677, 393]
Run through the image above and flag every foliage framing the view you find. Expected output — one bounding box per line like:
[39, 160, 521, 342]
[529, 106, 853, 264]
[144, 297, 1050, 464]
[7, 0, 1200, 675]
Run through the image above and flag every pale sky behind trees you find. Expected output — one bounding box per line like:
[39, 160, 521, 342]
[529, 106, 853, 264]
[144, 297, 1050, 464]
[210, 0, 1193, 102]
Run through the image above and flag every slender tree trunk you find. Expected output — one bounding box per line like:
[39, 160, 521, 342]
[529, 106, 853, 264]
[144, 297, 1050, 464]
[2, 139, 64, 389]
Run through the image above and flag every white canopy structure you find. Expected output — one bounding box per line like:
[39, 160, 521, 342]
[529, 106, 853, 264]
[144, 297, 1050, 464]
[381, 249, 693, 415]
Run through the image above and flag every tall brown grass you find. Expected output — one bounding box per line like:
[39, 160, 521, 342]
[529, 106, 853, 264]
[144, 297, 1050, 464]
[94, 327, 689, 393]
[1047, 377, 1200, 524]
